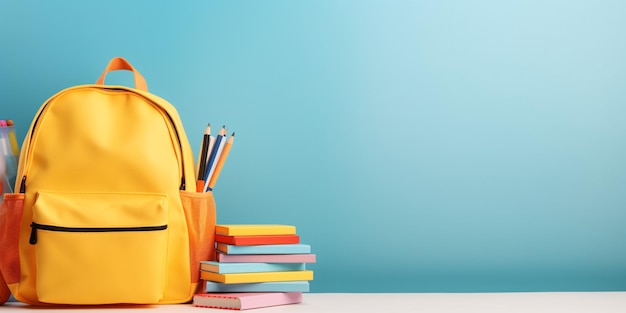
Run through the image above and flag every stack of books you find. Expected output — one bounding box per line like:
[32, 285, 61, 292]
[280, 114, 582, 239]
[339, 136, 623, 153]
[194, 224, 316, 310]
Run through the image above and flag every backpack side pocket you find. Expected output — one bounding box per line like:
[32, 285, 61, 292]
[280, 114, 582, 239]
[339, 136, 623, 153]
[180, 191, 216, 287]
[0, 193, 24, 302]
[0, 268, 9, 304]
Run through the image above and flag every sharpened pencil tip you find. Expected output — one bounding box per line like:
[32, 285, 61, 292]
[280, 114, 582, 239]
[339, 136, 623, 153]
[231, 132, 235, 136]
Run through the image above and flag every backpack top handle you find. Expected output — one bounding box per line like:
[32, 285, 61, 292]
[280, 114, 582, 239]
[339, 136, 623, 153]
[95, 57, 148, 92]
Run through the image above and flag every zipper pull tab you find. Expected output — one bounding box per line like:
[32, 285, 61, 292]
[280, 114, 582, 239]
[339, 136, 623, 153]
[29, 223, 38, 245]
[20, 176, 26, 193]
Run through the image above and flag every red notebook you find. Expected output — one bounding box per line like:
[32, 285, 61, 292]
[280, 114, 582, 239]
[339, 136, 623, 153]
[193, 292, 302, 310]
[215, 234, 300, 246]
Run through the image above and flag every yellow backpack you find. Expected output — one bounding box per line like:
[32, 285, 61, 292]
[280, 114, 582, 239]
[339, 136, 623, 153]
[0, 57, 215, 305]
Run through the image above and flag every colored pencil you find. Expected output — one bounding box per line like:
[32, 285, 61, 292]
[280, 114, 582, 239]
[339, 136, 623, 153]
[196, 123, 211, 192]
[203, 126, 226, 192]
[0, 120, 9, 157]
[5, 120, 19, 157]
[207, 132, 234, 190]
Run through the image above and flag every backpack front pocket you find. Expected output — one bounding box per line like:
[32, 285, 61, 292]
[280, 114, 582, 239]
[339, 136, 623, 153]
[30, 191, 169, 305]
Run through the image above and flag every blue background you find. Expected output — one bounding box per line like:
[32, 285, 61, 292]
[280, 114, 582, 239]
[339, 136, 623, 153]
[1, 0, 626, 292]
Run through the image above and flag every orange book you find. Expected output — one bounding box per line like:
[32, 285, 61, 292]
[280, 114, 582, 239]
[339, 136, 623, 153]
[215, 234, 300, 246]
[215, 224, 296, 236]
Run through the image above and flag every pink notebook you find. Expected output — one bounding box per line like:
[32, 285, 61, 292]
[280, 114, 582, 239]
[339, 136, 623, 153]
[216, 252, 316, 263]
[193, 292, 302, 310]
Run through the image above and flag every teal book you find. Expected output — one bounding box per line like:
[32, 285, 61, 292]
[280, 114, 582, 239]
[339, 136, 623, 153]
[216, 243, 311, 255]
[201, 261, 306, 273]
[205, 281, 310, 293]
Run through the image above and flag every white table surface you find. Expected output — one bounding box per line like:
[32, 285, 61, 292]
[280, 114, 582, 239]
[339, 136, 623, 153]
[2, 292, 626, 312]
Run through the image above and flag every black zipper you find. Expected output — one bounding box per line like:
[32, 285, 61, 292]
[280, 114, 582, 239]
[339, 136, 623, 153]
[29, 222, 168, 245]
[20, 86, 187, 193]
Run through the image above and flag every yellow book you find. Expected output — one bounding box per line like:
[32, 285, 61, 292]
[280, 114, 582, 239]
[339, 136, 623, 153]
[200, 270, 314, 284]
[215, 224, 296, 236]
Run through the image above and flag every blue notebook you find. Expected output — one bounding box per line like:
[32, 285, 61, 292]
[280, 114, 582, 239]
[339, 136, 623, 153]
[216, 243, 311, 255]
[205, 281, 310, 293]
[200, 261, 306, 273]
